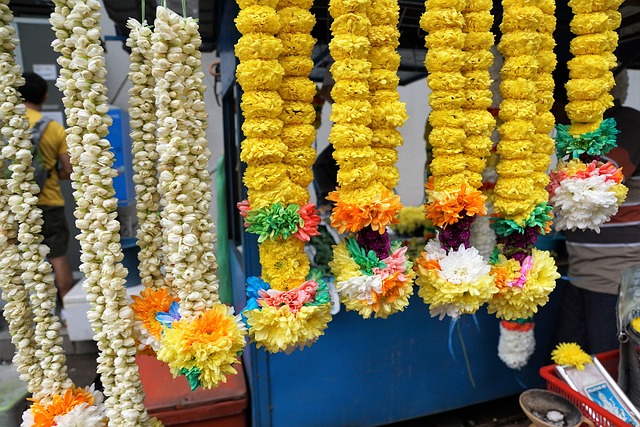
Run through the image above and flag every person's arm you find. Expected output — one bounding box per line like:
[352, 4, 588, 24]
[57, 152, 72, 180]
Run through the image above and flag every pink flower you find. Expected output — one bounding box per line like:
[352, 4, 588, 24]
[507, 255, 533, 288]
[237, 199, 251, 219]
[373, 246, 409, 280]
[294, 203, 321, 242]
[257, 280, 318, 313]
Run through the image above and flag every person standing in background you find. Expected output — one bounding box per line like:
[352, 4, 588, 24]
[552, 68, 640, 354]
[18, 72, 74, 302]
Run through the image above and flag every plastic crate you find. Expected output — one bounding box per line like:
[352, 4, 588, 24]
[539, 349, 628, 427]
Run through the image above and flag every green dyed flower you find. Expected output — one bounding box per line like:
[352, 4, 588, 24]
[346, 238, 385, 275]
[306, 269, 332, 306]
[555, 118, 619, 160]
[491, 203, 553, 237]
[179, 366, 202, 391]
[245, 203, 302, 242]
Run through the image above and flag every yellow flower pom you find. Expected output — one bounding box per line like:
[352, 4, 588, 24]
[281, 101, 316, 125]
[569, 0, 623, 15]
[425, 48, 466, 72]
[330, 12, 371, 37]
[279, 77, 317, 103]
[238, 0, 278, 8]
[277, 0, 313, 9]
[235, 6, 280, 35]
[369, 46, 401, 69]
[260, 238, 310, 291]
[329, 240, 362, 282]
[279, 33, 316, 56]
[613, 182, 628, 204]
[464, 31, 494, 50]
[429, 90, 466, 110]
[329, 34, 371, 60]
[369, 26, 401, 47]
[568, 53, 616, 79]
[372, 128, 404, 148]
[551, 343, 593, 370]
[240, 137, 287, 165]
[244, 163, 288, 191]
[368, 0, 401, 23]
[570, 31, 618, 55]
[420, 10, 464, 32]
[331, 79, 370, 103]
[241, 118, 283, 138]
[280, 56, 314, 77]
[329, 124, 373, 148]
[280, 124, 316, 148]
[566, 77, 614, 101]
[425, 29, 466, 50]
[500, 78, 537, 100]
[157, 304, 247, 389]
[500, 99, 537, 121]
[245, 304, 332, 353]
[369, 69, 401, 91]
[429, 127, 466, 149]
[278, 7, 316, 34]
[236, 60, 284, 91]
[500, 55, 539, 80]
[464, 11, 494, 32]
[235, 33, 282, 61]
[328, 0, 369, 16]
[330, 58, 372, 80]
[287, 166, 314, 189]
[240, 91, 283, 119]
[330, 99, 373, 126]
[372, 147, 399, 166]
[566, 94, 613, 123]
[427, 71, 466, 91]
[487, 249, 559, 320]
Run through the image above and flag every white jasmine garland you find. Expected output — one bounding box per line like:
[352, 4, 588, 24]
[127, 19, 165, 291]
[498, 322, 536, 370]
[0, 0, 41, 397]
[469, 203, 496, 261]
[0, 0, 73, 402]
[152, 6, 219, 320]
[50, 0, 153, 425]
[549, 174, 619, 232]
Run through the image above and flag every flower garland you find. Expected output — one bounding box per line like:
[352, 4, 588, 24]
[0, 0, 41, 398]
[149, 6, 246, 389]
[546, 0, 626, 231]
[0, 1, 109, 424]
[126, 19, 173, 355]
[486, 0, 559, 323]
[49, 0, 158, 423]
[415, 0, 497, 319]
[235, 0, 332, 352]
[326, 0, 414, 319]
[497, 319, 535, 370]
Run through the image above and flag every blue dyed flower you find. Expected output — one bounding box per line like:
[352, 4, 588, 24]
[156, 301, 181, 328]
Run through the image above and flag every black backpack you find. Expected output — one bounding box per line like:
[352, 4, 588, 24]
[4, 116, 54, 194]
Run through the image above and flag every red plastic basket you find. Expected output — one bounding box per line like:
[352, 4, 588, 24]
[539, 349, 629, 427]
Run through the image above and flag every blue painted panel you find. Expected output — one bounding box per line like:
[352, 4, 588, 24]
[105, 107, 134, 206]
[260, 289, 561, 427]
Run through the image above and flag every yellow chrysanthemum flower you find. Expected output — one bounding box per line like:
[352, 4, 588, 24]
[157, 304, 247, 389]
[245, 304, 332, 353]
[551, 342, 593, 370]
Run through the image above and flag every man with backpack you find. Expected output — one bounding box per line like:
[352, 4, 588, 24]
[19, 72, 74, 303]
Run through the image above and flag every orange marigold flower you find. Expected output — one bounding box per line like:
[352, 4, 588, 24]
[425, 182, 487, 228]
[415, 253, 440, 272]
[131, 287, 178, 339]
[328, 189, 402, 234]
[30, 387, 94, 426]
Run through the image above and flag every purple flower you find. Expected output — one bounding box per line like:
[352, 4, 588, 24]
[357, 226, 390, 260]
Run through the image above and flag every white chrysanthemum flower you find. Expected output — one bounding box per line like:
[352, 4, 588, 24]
[337, 274, 384, 305]
[550, 175, 619, 232]
[437, 244, 491, 285]
[424, 239, 447, 260]
[498, 323, 536, 370]
[429, 304, 461, 320]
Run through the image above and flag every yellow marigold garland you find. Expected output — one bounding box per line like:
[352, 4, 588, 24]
[486, 0, 559, 325]
[235, 0, 332, 353]
[415, 0, 497, 319]
[546, 0, 627, 231]
[327, 0, 415, 319]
